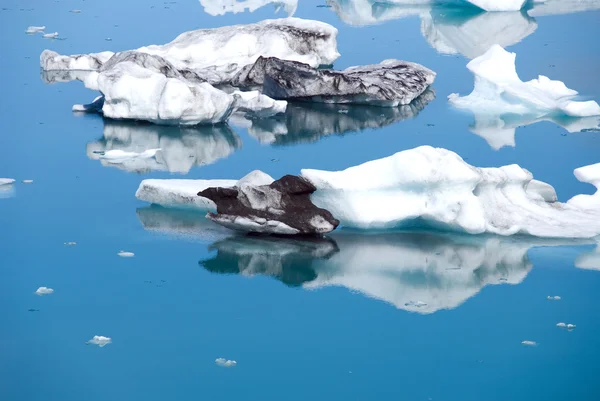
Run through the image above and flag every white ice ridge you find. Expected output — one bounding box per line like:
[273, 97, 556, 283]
[87, 122, 241, 174]
[135, 170, 274, 210]
[200, 0, 298, 16]
[449, 45, 600, 120]
[40, 18, 340, 84]
[300, 146, 600, 238]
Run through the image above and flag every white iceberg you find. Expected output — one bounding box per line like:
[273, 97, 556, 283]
[200, 0, 298, 16]
[42, 32, 59, 39]
[466, 0, 527, 11]
[232, 90, 287, 117]
[557, 322, 567, 327]
[35, 287, 54, 296]
[300, 145, 600, 238]
[117, 251, 135, 257]
[0, 178, 15, 186]
[87, 121, 241, 174]
[547, 295, 561, 300]
[86, 335, 112, 347]
[567, 164, 600, 210]
[522, 340, 537, 346]
[215, 358, 237, 367]
[26, 26, 45, 34]
[136, 171, 273, 210]
[40, 18, 340, 84]
[449, 45, 600, 120]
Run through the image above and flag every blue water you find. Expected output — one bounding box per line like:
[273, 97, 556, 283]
[1, 1, 600, 400]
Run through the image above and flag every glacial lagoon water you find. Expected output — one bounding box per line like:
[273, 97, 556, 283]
[1, 1, 600, 400]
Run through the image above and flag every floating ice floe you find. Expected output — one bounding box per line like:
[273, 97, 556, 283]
[521, 340, 537, 346]
[40, 18, 340, 85]
[556, 322, 576, 329]
[567, 164, 600, 210]
[26, 26, 45, 34]
[215, 358, 237, 367]
[200, 0, 298, 16]
[547, 295, 561, 300]
[35, 287, 54, 296]
[42, 32, 59, 39]
[86, 335, 112, 347]
[301, 146, 600, 238]
[200, 232, 591, 313]
[199, 175, 340, 235]
[232, 90, 287, 117]
[449, 45, 600, 133]
[232, 57, 435, 107]
[22, 180, 33, 184]
[234, 89, 434, 145]
[117, 250, 135, 257]
[87, 121, 241, 174]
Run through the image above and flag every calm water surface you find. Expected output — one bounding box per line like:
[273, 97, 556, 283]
[1, 1, 599, 400]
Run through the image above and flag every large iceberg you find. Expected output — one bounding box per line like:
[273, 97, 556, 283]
[199, 231, 592, 313]
[232, 57, 435, 107]
[301, 146, 600, 238]
[87, 121, 241, 173]
[236, 89, 434, 145]
[199, 0, 298, 16]
[40, 18, 340, 84]
[449, 45, 600, 122]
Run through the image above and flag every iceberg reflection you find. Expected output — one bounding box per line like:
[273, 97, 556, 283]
[87, 121, 241, 174]
[199, 231, 592, 313]
[199, 0, 298, 16]
[234, 89, 434, 145]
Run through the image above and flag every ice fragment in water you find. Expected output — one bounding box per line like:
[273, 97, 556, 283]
[35, 287, 54, 296]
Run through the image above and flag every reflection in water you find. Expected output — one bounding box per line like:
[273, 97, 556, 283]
[136, 205, 231, 241]
[576, 244, 600, 271]
[199, 0, 298, 16]
[0, 183, 15, 199]
[527, 0, 600, 16]
[467, 113, 600, 150]
[235, 89, 434, 145]
[327, 1, 537, 59]
[199, 231, 592, 313]
[87, 120, 241, 173]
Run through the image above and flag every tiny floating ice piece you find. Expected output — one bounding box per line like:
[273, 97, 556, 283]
[567, 324, 576, 329]
[521, 340, 537, 346]
[26, 26, 45, 34]
[64, 242, 77, 246]
[557, 322, 567, 328]
[547, 295, 561, 300]
[215, 358, 237, 367]
[118, 250, 135, 257]
[43, 32, 59, 39]
[557, 322, 576, 329]
[22, 179, 33, 184]
[35, 287, 54, 296]
[86, 335, 112, 347]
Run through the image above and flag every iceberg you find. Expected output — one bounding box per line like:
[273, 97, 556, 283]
[215, 358, 237, 367]
[87, 121, 241, 173]
[301, 146, 600, 238]
[200, 0, 298, 16]
[35, 287, 54, 296]
[198, 175, 340, 235]
[40, 18, 340, 84]
[86, 335, 112, 347]
[26, 25, 46, 34]
[232, 57, 435, 107]
[567, 164, 600, 210]
[449, 45, 600, 119]
[237, 89, 434, 145]
[200, 231, 592, 313]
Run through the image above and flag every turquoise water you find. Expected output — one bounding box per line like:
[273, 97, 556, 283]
[1, 1, 600, 400]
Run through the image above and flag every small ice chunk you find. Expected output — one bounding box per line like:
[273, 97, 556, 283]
[70, 9, 81, 13]
[43, 32, 59, 39]
[26, 26, 45, 34]
[521, 340, 537, 346]
[86, 335, 112, 347]
[557, 322, 576, 329]
[73, 95, 104, 113]
[556, 322, 567, 328]
[118, 250, 135, 257]
[567, 324, 576, 329]
[215, 358, 237, 367]
[35, 287, 54, 296]
[0, 178, 15, 186]
[547, 295, 561, 300]
[64, 242, 77, 246]
[22, 179, 33, 184]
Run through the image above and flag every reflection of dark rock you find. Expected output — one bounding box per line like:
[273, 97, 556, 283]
[87, 120, 241, 174]
[200, 235, 339, 287]
[199, 230, 592, 313]
[199, 175, 340, 235]
[232, 56, 435, 106]
[245, 89, 435, 145]
[41, 69, 94, 84]
[136, 205, 231, 240]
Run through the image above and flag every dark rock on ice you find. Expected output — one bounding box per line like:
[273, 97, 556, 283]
[198, 175, 340, 235]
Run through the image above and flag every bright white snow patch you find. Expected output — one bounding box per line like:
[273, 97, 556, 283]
[215, 358, 237, 367]
[86, 335, 112, 347]
[136, 171, 273, 210]
[35, 287, 54, 296]
[200, 0, 298, 16]
[449, 45, 600, 121]
[117, 251, 135, 257]
[301, 145, 600, 238]
[467, 0, 527, 11]
[567, 164, 600, 210]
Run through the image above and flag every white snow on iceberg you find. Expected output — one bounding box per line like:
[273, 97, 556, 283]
[301, 146, 600, 238]
[449, 45, 600, 119]
[567, 164, 600, 210]
[40, 18, 340, 84]
[200, 0, 298, 16]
